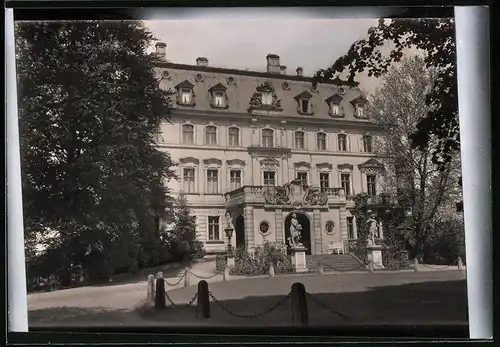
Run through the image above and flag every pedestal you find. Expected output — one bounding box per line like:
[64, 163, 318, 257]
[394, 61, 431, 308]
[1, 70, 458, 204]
[366, 244, 384, 270]
[226, 255, 235, 268]
[290, 246, 308, 273]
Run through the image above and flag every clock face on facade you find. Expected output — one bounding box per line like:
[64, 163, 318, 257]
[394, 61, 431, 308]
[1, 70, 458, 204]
[259, 221, 270, 235]
[325, 220, 335, 234]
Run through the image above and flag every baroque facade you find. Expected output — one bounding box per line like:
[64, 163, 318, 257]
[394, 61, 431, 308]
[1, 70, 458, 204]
[154, 43, 391, 254]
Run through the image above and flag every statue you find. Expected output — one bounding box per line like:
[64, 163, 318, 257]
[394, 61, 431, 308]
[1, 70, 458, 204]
[225, 212, 234, 230]
[288, 213, 304, 248]
[366, 214, 378, 246]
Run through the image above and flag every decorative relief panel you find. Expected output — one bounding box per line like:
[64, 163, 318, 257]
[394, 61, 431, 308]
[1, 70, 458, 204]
[248, 82, 283, 112]
[264, 179, 327, 208]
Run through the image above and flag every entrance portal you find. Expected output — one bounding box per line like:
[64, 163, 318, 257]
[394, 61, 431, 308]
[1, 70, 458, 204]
[235, 215, 245, 249]
[284, 212, 312, 255]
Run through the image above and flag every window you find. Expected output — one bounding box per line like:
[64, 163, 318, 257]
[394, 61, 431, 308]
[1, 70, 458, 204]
[317, 133, 326, 150]
[263, 171, 276, 186]
[262, 92, 273, 105]
[207, 169, 219, 194]
[294, 131, 305, 149]
[363, 135, 373, 153]
[208, 216, 220, 241]
[180, 89, 191, 104]
[341, 173, 351, 196]
[228, 127, 239, 147]
[330, 103, 340, 116]
[347, 217, 355, 239]
[214, 92, 225, 107]
[229, 170, 242, 191]
[301, 99, 310, 113]
[367, 175, 377, 196]
[297, 172, 308, 186]
[205, 126, 217, 145]
[183, 168, 195, 193]
[338, 134, 347, 151]
[320, 173, 330, 191]
[356, 106, 364, 118]
[182, 124, 194, 144]
[262, 129, 274, 148]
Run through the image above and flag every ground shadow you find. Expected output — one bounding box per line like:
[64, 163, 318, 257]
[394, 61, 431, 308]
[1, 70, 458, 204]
[30, 277, 468, 337]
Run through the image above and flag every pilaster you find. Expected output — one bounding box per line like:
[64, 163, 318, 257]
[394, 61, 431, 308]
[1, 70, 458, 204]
[313, 209, 322, 255]
[244, 205, 255, 250]
[275, 208, 284, 243]
[339, 206, 348, 241]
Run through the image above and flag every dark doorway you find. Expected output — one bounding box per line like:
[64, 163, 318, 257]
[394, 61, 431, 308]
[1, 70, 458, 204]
[235, 215, 245, 250]
[284, 212, 311, 255]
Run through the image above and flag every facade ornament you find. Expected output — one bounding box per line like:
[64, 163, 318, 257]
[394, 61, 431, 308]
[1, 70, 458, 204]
[248, 82, 283, 112]
[264, 179, 328, 206]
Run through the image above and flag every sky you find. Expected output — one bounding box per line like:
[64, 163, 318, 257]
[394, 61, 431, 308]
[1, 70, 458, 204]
[143, 8, 398, 95]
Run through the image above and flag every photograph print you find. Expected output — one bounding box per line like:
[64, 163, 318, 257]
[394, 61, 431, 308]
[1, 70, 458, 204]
[15, 8, 468, 332]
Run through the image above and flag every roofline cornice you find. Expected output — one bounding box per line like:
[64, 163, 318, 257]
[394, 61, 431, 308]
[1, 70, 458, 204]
[168, 109, 384, 131]
[155, 62, 358, 87]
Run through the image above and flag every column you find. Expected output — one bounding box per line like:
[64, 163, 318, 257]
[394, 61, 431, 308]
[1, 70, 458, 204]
[313, 209, 322, 255]
[244, 205, 255, 250]
[339, 206, 348, 241]
[275, 208, 284, 243]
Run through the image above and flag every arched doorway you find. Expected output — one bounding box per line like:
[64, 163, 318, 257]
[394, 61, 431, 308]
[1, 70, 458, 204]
[235, 215, 245, 250]
[284, 212, 312, 255]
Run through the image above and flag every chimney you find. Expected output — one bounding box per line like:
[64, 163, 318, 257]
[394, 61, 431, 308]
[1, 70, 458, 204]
[280, 65, 287, 75]
[196, 57, 209, 67]
[296, 67, 303, 76]
[155, 42, 167, 60]
[266, 54, 281, 74]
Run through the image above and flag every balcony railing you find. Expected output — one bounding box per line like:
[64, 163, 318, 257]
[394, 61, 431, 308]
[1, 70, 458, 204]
[345, 194, 398, 206]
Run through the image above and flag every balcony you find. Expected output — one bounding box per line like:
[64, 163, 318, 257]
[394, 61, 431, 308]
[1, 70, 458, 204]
[346, 194, 398, 207]
[224, 185, 347, 208]
[247, 145, 291, 156]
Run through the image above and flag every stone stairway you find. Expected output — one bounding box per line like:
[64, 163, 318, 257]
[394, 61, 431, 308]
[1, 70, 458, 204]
[306, 253, 367, 273]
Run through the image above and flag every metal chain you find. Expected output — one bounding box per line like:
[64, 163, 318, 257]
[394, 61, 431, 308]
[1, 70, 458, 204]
[305, 292, 352, 321]
[318, 261, 350, 273]
[419, 259, 459, 270]
[208, 290, 291, 319]
[164, 273, 186, 287]
[189, 270, 221, 280]
[165, 290, 198, 308]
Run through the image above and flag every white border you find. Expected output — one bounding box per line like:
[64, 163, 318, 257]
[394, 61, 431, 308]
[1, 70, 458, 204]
[455, 6, 492, 339]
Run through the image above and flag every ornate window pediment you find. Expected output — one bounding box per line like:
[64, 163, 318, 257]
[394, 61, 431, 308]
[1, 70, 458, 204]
[203, 158, 222, 167]
[260, 157, 280, 170]
[326, 93, 344, 117]
[179, 157, 199, 165]
[227, 159, 246, 167]
[175, 80, 196, 106]
[248, 82, 283, 113]
[316, 162, 333, 171]
[351, 95, 368, 118]
[358, 158, 384, 172]
[294, 161, 311, 169]
[208, 83, 229, 109]
[337, 163, 354, 171]
[294, 91, 314, 115]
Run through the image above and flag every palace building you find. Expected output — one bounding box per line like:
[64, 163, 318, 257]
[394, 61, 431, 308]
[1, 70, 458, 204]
[154, 42, 392, 255]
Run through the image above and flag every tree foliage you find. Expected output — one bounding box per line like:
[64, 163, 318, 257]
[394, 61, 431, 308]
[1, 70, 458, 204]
[314, 18, 458, 167]
[16, 21, 176, 286]
[367, 56, 462, 260]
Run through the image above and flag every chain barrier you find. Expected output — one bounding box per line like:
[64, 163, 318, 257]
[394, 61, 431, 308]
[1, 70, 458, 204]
[164, 273, 186, 287]
[164, 290, 198, 308]
[318, 261, 351, 273]
[208, 290, 291, 319]
[419, 259, 459, 270]
[189, 270, 221, 280]
[305, 292, 352, 321]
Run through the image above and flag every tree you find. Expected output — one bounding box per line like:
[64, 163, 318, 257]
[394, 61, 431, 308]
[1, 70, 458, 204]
[367, 56, 462, 261]
[16, 21, 176, 285]
[167, 195, 205, 262]
[313, 17, 458, 171]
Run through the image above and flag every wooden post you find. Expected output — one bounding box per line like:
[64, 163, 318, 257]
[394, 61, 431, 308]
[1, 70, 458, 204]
[414, 258, 419, 272]
[184, 267, 190, 287]
[290, 282, 308, 325]
[269, 262, 275, 277]
[154, 276, 166, 310]
[196, 280, 210, 319]
[368, 260, 374, 273]
[317, 261, 324, 275]
[458, 256, 464, 270]
[147, 274, 155, 302]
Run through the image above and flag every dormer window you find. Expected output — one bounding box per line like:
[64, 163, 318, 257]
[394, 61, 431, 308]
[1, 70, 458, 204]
[294, 91, 314, 115]
[351, 95, 368, 118]
[175, 80, 196, 106]
[208, 83, 229, 109]
[325, 93, 343, 117]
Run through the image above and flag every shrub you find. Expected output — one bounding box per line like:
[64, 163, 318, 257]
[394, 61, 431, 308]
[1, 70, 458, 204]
[193, 241, 206, 259]
[424, 217, 465, 265]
